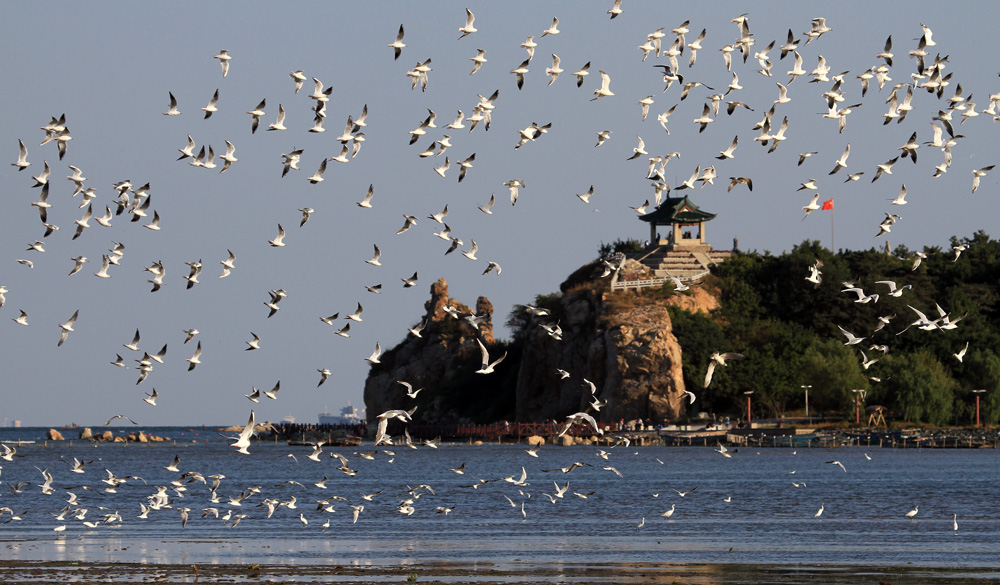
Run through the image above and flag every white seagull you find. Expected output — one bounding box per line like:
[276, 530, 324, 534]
[365, 342, 382, 364]
[268, 224, 287, 247]
[476, 338, 507, 374]
[201, 89, 220, 119]
[231, 411, 256, 455]
[837, 326, 866, 346]
[458, 8, 477, 39]
[591, 70, 614, 100]
[704, 351, 746, 388]
[214, 49, 231, 77]
[12, 139, 30, 170]
[57, 310, 79, 346]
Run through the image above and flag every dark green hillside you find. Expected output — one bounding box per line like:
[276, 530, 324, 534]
[672, 231, 1000, 426]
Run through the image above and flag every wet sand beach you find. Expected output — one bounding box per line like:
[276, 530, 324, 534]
[0, 560, 998, 584]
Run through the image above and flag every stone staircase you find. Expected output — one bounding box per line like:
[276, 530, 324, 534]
[627, 246, 732, 281]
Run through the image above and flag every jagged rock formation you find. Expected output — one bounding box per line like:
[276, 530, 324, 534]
[362, 278, 501, 424]
[364, 266, 713, 426]
[514, 266, 687, 425]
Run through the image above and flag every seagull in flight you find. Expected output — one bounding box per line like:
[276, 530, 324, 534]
[704, 352, 745, 388]
[837, 326, 866, 346]
[476, 338, 507, 374]
[201, 89, 220, 119]
[214, 49, 231, 77]
[11, 310, 29, 326]
[57, 310, 79, 346]
[556, 412, 602, 437]
[591, 70, 614, 100]
[825, 460, 847, 472]
[458, 8, 477, 39]
[246, 99, 266, 134]
[357, 184, 375, 208]
[245, 332, 261, 351]
[365, 342, 383, 364]
[104, 414, 138, 426]
[972, 165, 995, 193]
[162, 92, 180, 116]
[268, 224, 287, 247]
[231, 410, 256, 455]
[388, 25, 406, 60]
[12, 139, 30, 170]
[571, 61, 591, 88]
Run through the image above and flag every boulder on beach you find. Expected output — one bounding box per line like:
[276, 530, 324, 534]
[47, 429, 65, 441]
[79, 427, 93, 440]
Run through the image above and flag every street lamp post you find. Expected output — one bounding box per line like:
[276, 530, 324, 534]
[972, 389, 986, 427]
[851, 389, 865, 425]
[744, 391, 754, 428]
[801, 385, 812, 419]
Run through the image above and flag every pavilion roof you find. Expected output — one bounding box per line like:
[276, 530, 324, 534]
[638, 195, 716, 224]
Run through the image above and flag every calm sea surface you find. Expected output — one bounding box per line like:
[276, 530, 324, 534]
[0, 427, 996, 572]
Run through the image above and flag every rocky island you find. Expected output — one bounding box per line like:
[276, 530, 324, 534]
[363, 256, 718, 427]
[365, 232, 1000, 432]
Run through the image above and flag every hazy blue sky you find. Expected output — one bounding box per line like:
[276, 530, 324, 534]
[2, 2, 999, 426]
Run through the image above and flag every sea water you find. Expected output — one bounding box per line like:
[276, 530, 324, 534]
[0, 427, 996, 570]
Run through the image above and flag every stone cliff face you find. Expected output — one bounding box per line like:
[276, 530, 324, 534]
[364, 264, 714, 425]
[513, 271, 688, 425]
[362, 278, 496, 424]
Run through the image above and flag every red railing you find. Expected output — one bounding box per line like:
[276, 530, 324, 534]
[453, 421, 608, 440]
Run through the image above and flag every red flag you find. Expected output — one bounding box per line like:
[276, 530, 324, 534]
[821, 199, 834, 210]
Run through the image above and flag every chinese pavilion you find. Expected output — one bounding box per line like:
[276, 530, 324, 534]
[619, 195, 731, 284]
[638, 195, 716, 252]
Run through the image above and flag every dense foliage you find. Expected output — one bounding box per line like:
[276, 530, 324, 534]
[598, 238, 646, 259]
[669, 231, 1000, 426]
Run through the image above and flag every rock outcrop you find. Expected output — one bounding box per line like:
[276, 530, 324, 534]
[364, 265, 702, 426]
[514, 265, 687, 425]
[362, 278, 498, 424]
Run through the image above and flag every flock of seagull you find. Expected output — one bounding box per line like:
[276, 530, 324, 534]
[0, 434, 954, 535]
[0, 4, 992, 542]
[5, 5, 997, 422]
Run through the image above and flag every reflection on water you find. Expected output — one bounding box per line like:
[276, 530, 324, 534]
[0, 431, 996, 569]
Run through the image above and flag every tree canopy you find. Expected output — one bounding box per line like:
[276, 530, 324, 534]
[668, 232, 1000, 426]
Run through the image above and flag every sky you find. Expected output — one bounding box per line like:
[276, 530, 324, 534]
[2, 2, 999, 427]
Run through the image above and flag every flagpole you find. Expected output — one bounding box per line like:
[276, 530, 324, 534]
[831, 202, 835, 251]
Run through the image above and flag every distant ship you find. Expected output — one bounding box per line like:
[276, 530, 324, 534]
[319, 404, 362, 425]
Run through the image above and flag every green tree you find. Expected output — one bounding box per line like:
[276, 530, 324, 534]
[880, 351, 957, 425]
[666, 306, 727, 411]
[960, 349, 1000, 426]
[597, 238, 645, 259]
[799, 338, 871, 417]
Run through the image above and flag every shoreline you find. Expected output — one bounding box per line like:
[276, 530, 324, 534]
[0, 560, 997, 584]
